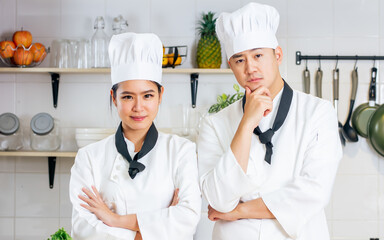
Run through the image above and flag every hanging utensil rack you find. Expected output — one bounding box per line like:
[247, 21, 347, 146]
[296, 51, 384, 65]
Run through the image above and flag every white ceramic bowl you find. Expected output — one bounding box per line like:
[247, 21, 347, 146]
[75, 128, 115, 134]
[76, 139, 98, 148]
[75, 133, 112, 140]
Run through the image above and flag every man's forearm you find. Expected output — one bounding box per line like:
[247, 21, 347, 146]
[238, 198, 275, 219]
[230, 118, 254, 173]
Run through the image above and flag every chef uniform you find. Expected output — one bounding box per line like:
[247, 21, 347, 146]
[70, 33, 201, 240]
[197, 3, 342, 240]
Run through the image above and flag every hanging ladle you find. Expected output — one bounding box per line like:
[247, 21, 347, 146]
[333, 59, 346, 146]
[342, 60, 359, 142]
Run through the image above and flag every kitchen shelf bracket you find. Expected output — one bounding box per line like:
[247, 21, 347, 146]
[190, 73, 199, 108]
[49, 72, 60, 108]
[48, 156, 56, 189]
[296, 51, 384, 65]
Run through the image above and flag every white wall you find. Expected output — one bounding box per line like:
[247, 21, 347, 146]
[0, 0, 384, 239]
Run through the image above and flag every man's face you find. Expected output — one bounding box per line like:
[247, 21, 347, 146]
[228, 47, 283, 94]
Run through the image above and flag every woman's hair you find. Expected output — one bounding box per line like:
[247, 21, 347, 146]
[110, 81, 162, 107]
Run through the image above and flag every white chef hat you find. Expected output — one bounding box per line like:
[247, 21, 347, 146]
[216, 2, 280, 60]
[109, 32, 163, 85]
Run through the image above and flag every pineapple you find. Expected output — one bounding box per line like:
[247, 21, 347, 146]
[196, 12, 222, 69]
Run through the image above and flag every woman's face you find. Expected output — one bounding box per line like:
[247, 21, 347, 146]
[111, 80, 164, 133]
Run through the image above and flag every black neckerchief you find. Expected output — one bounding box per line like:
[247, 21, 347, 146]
[242, 80, 293, 164]
[115, 122, 158, 179]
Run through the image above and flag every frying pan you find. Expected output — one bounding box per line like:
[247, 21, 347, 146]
[368, 104, 384, 156]
[351, 67, 379, 138]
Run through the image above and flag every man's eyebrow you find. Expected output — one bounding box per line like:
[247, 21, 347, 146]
[232, 48, 262, 59]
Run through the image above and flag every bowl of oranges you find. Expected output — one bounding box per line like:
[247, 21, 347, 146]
[162, 45, 187, 68]
[0, 29, 48, 68]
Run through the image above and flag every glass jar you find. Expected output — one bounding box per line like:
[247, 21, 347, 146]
[0, 112, 23, 151]
[30, 113, 61, 151]
[91, 16, 110, 68]
[112, 15, 129, 35]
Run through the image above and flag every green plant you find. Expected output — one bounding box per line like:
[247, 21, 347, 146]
[47, 228, 72, 240]
[208, 84, 244, 113]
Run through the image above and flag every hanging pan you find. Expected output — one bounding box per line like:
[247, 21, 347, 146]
[368, 103, 384, 156]
[351, 66, 379, 138]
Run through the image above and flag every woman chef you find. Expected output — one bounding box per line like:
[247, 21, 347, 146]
[69, 32, 201, 240]
[197, 3, 342, 240]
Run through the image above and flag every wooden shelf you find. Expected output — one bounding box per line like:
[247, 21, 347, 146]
[0, 67, 232, 74]
[0, 151, 77, 157]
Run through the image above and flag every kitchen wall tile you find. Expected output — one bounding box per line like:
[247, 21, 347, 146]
[15, 82, 55, 124]
[287, 0, 333, 38]
[0, 82, 15, 113]
[59, 174, 71, 218]
[105, 0, 151, 35]
[15, 173, 60, 217]
[286, 37, 334, 86]
[337, 139, 379, 175]
[151, 0, 195, 38]
[196, 0, 241, 15]
[59, 218, 72, 234]
[0, 0, 16, 38]
[16, 0, 61, 38]
[15, 157, 48, 173]
[334, 0, 379, 37]
[379, 174, 384, 220]
[241, 0, 287, 37]
[0, 218, 14, 240]
[194, 212, 214, 240]
[61, 0, 105, 39]
[58, 157, 74, 174]
[332, 220, 379, 239]
[0, 157, 15, 172]
[0, 173, 14, 217]
[57, 82, 118, 128]
[0, 73, 15, 82]
[332, 175, 378, 220]
[15, 218, 59, 240]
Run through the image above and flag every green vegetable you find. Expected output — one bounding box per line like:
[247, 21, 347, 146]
[47, 228, 72, 240]
[208, 84, 244, 113]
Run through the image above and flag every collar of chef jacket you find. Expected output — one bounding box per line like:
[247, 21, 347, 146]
[115, 122, 158, 179]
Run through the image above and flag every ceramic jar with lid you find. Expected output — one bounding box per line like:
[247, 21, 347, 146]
[30, 113, 61, 151]
[0, 112, 23, 150]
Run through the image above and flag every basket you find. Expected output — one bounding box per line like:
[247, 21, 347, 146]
[162, 45, 187, 68]
[0, 43, 49, 68]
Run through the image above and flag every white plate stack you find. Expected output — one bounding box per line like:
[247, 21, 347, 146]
[75, 128, 115, 148]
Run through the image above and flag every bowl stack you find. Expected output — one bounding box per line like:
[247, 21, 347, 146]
[75, 128, 115, 148]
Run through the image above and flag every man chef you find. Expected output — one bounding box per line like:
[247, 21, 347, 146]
[197, 2, 342, 240]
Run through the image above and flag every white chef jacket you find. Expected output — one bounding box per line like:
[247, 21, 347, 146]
[198, 87, 342, 240]
[70, 132, 201, 240]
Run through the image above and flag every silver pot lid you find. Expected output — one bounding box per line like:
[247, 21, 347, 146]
[30, 113, 54, 135]
[0, 112, 20, 135]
